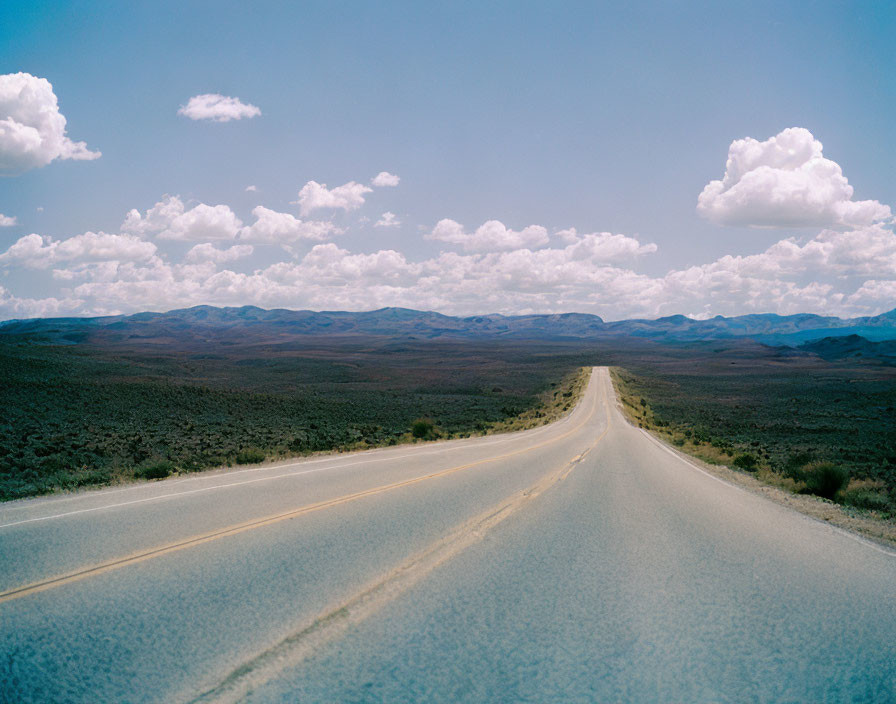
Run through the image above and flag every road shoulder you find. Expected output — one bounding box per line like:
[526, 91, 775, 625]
[609, 371, 896, 551]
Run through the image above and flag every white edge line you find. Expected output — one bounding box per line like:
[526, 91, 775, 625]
[2, 401, 579, 513]
[0, 391, 590, 530]
[637, 427, 896, 559]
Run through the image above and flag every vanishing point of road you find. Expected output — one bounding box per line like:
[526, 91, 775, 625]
[1, 368, 894, 702]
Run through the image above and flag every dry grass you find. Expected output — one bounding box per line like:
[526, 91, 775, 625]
[339, 366, 591, 451]
[485, 366, 590, 434]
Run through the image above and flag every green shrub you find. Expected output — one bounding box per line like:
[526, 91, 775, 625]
[235, 448, 266, 464]
[839, 480, 892, 512]
[411, 418, 435, 439]
[134, 460, 174, 480]
[799, 462, 849, 500]
[73, 468, 112, 487]
[783, 451, 814, 479]
[733, 453, 758, 471]
[841, 489, 892, 512]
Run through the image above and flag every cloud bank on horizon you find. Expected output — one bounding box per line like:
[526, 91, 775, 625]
[0, 71, 892, 322]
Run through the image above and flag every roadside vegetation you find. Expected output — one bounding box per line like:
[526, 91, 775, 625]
[611, 367, 896, 521]
[4, 315, 893, 527]
[0, 339, 587, 501]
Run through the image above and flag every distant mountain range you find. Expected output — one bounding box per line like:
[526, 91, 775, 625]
[2, 304, 896, 345]
[797, 334, 896, 363]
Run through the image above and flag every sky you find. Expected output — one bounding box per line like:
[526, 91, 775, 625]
[0, 0, 894, 321]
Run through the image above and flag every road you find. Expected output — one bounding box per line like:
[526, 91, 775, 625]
[1, 367, 894, 703]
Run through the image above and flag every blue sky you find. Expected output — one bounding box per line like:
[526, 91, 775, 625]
[0, 0, 893, 320]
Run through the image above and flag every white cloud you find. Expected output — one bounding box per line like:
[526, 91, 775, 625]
[178, 93, 261, 122]
[0, 214, 17, 226]
[0, 285, 80, 319]
[184, 243, 254, 264]
[245, 185, 257, 192]
[562, 231, 658, 261]
[371, 171, 400, 187]
[0, 231, 157, 269]
[0, 72, 100, 174]
[768, 224, 896, 277]
[289, 244, 420, 285]
[4, 191, 895, 321]
[553, 228, 580, 244]
[426, 219, 551, 252]
[158, 203, 243, 241]
[121, 195, 185, 235]
[296, 180, 372, 216]
[239, 205, 341, 243]
[375, 211, 401, 228]
[698, 127, 891, 229]
[847, 280, 896, 312]
[29, 225, 896, 321]
[670, 224, 896, 282]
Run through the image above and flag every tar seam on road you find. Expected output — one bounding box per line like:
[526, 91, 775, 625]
[186, 387, 613, 704]
[0, 371, 602, 605]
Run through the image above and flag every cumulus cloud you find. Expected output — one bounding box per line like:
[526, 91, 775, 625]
[158, 203, 243, 241]
[0, 285, 79, 320]
[0, 231, 157, 269]
[4, 192, 895, 321]
[566, 231, 658, 261]
[178, 93, 261, 122]
[121, 195, 185, 235]
[371, 171, 400, 187]
[245, 185, 257, 192]
[698, 127, 891, 229]
[296, 180, 372, 216]
[375, 211, 401, 228]
[239, 205, 341, 243]
[0, 214, 17, 226]
[0, 72, 100, 174]
[553, 228, 580, 244]
[652, 224, 896, 287]
[122, 196, 241, 241]
[184, 243, 254, 264]
[426, 219, 551, 252]
[289, 244, 420, 286]
[848, 280, 896, 312]
[22, 224, 896, 321]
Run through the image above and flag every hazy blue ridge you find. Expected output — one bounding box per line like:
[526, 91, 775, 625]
[1, 305, 895, 345]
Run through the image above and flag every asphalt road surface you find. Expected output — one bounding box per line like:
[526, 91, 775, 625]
[1, 367, 893, 703]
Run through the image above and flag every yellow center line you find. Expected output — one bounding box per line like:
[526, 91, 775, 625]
[191, 389, 614, 704]
[0, 371, 603, 605]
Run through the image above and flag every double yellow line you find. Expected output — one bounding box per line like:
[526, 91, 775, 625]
[192, 396, 613, 704]
[1, 370, 601, 605]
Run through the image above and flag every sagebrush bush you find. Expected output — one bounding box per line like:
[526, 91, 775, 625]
[733, 453, 758, 471]
[799, 462, 849, 500]
[235, 448, 266, 464]
[134, 460, 174, 480]
[783, 451, 814, 479]
[839, 479, 892, 512]
[411, 419, 435, 439]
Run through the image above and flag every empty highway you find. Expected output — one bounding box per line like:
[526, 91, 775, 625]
[1, 368, 894, 703]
